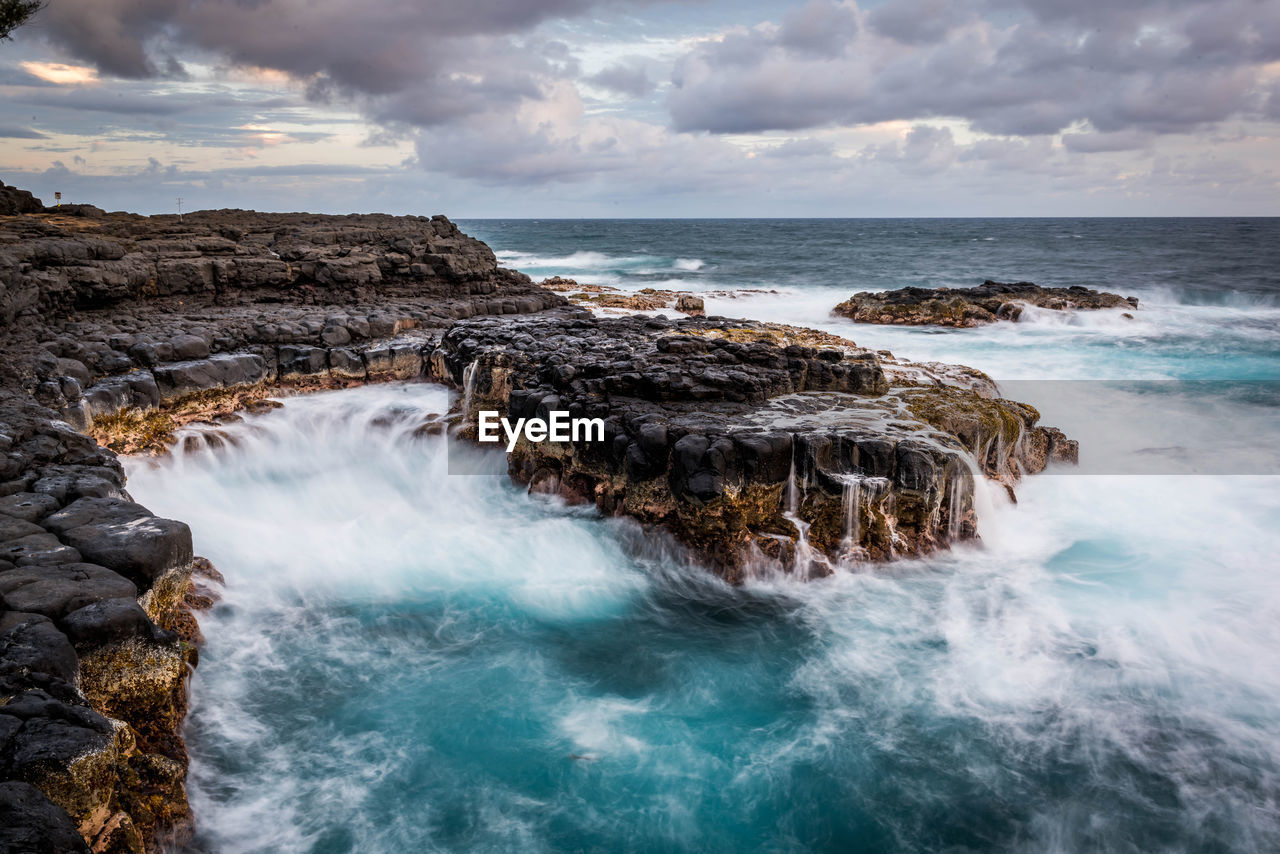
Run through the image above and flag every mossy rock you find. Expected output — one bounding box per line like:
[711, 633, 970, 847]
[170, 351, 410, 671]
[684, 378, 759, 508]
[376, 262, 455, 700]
[896, 387, 1036, 476]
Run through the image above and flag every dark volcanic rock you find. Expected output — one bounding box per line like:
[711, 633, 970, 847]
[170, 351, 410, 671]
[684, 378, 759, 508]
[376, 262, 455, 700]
[43, 499, 192, 587]
[0, 564, 138, 619]
[0, 614, 80, 689]
[433, 312, 1068, 578]
[833, 280, 1139, 327]
[152, 354, 266, 400]
[58, 597, 172, 650]
[0, 494, 61, 523]
[0, 181, 44, 216]
[0, 781, 91, 854]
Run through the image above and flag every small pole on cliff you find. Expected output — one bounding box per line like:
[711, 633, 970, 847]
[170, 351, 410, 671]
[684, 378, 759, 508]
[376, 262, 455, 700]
[54, 191, 61, 207]
[176, 197, 183, 221]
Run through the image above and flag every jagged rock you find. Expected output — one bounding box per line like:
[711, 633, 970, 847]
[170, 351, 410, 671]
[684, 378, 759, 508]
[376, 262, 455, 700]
[0, 516, 46, 541]
[675, 294, 705, 316]
[57, 599, 173, 651]
[541, 277, 710, 316]
[328, 348, 366, 380]
[0, 533, 78, 566]
[277, 345, 328, 378]
[43, 204, 105, 219]
[833, 280, 1140, 327]
[167, 336, 208, 361]
[89, 810, 144, 854]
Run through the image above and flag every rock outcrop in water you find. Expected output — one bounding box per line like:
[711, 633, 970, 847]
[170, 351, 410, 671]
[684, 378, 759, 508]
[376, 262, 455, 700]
[833, 280, 1139, 327]
[435, 313, 1076, 579]
[539, 276, 706, 315]
[0, 189, 1077, 849]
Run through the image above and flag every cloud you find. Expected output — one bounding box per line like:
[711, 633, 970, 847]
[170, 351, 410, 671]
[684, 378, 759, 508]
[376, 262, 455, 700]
[7, 0, 1279, 214]
[1061, 129, 1155, 153]
[37, 0, 651, 113]
[868, 0, 969, 45]
[19, 61, 99, 85]
[763, 137, 835, 158]
[586, 63, 655, 98]
[778, 1, 860, 57]
[0, 125, 46, 138]
[668, 0, 1280, 139]
[864, 124, 957, 174]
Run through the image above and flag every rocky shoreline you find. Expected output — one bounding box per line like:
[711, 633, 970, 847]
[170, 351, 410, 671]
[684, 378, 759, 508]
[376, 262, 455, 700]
[0, 192, 1075, 850]
[833, 280, 1139, 326]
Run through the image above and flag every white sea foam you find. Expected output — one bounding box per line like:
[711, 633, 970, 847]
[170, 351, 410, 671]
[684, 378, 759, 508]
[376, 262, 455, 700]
[122, 375, 1280, 852]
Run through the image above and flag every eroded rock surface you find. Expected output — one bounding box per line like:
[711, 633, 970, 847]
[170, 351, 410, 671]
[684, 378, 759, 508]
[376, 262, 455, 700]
[833, 280, 1139, 327]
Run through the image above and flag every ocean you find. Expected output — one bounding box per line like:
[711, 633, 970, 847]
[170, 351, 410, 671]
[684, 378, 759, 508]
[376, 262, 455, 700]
[125, 219, 1280, 853]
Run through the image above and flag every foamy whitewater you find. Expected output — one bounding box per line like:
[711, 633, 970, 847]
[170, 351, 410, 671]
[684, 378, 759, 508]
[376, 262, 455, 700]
[124, 219, 1280, 852]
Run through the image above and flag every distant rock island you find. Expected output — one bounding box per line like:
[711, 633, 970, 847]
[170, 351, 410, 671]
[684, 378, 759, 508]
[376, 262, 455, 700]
[0, 185, 1076, 851]
[833, 280, 1139, 327]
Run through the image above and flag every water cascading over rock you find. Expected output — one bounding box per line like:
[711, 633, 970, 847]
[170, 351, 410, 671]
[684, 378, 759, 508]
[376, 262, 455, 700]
[432, 312, 1077, 580]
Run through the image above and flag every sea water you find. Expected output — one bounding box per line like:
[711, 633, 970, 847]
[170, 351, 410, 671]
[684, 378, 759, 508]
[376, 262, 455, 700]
[125, 219, 1280, 853]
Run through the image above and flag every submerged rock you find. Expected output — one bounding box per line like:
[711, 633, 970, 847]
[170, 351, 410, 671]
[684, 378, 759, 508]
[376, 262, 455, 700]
[833, 280, 1139, 327]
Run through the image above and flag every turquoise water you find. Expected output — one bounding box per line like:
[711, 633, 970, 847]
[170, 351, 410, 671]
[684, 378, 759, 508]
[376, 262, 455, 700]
[124, 220, 1280, 852]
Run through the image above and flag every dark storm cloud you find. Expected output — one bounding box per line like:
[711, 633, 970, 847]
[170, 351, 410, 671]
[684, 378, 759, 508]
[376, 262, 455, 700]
[669, 0, 1280, 138]
[0, 125, 46, 138]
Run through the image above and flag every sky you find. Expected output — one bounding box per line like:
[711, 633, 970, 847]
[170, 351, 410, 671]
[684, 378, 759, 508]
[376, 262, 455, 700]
[0, 0, 1278, 217]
